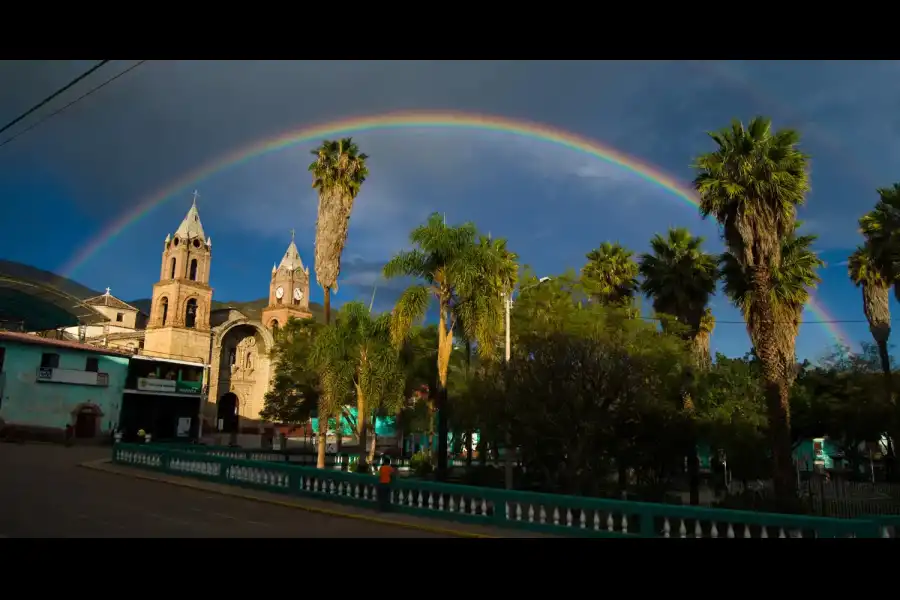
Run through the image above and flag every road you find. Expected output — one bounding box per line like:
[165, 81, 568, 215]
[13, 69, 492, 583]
[0, 444, 444, 538]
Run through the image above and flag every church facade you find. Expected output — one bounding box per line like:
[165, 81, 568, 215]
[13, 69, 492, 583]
[60, 196, 313, 428]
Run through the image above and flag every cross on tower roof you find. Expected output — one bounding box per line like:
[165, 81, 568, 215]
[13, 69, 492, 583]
[290, 228, 295, 241]
[105, 287, 111, 296]
[192, 190, 200, 204]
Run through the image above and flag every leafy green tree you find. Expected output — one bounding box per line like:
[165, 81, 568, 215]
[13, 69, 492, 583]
[383, 213, 517, 479]
[309, 138, 369, 325]
[581, 242, 639, 309]
[309, 302, 406, 470]
[260, 317, 321, 425]
[694, 117, 813, 499]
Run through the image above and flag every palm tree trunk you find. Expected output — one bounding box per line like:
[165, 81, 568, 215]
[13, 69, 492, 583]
[356, 386, 368, 471]
[367, 421, 377, 465]
[435, 307, 453, 482]
[316, 410, 327, 469]
[323, 287, 332, 325]
[751, 271, 798, 502]
[464, 339, 473, 469]
[876, 340, 897, 479]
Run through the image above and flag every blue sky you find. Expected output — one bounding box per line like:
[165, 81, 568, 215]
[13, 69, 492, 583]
[1, 60, 898, 361]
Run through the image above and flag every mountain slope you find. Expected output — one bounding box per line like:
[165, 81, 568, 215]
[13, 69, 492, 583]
[0, 259, 100, 299]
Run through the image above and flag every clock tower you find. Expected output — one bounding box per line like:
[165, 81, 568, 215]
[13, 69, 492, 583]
[261, 229, 312, 332]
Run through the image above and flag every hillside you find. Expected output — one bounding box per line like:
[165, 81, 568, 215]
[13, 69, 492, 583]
[0, 259, 324, 323]
[0, 259, 100, 299]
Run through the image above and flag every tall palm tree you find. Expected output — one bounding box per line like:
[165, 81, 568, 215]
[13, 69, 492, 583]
[308, 138, 369, 326]
[719, 228, 822, 489]
[848, 243, 893, 384]
[582, 242, 639, 309]
[383, 214, 515, 480]
[309, 302, 406, 471]
[638, 227, 719, 364]
[860, 184, 900, 300]
[693, 116, 812, 499]
[638, 227, 718, 505]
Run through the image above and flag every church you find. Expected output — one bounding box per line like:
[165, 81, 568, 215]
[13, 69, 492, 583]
[63, 194, 313, 429]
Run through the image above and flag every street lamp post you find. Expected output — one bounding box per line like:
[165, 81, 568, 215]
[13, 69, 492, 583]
[502, 276, 551, 489]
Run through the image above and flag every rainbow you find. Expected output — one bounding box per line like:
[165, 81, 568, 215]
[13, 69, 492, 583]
[58, 109, 852, 349]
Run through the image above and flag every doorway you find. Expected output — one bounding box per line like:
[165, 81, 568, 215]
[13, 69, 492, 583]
[74, 405, 101, 438]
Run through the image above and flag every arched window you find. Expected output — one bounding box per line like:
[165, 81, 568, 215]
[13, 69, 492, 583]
[246, 353, 253, 369]
[160, 297, 169, 326]
[170, 257, 177, 279]
[228, 347, 237, 366]
[271, 320, 279, 335]
[189, 259, 198, 281]
[185, 299, 198, 328]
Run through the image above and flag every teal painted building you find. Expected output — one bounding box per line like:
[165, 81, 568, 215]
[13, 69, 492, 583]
[0, 331, 130, 437]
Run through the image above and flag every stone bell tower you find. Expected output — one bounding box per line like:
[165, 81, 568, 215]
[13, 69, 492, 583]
[144, 191, 214, 363]
[261, 229, 312, 332]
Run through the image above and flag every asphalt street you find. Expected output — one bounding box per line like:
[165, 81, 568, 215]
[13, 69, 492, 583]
[0, 443, 444, 538]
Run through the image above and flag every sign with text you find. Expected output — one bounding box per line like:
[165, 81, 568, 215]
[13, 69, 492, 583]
[137, 377, 177, 393]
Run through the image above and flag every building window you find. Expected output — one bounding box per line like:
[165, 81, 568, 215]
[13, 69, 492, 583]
[270, 320, 279, 335]
[246, 353, 253, 369]
[0, 347, 5, 372]
[40, 353, 60, 369]
[160, 297, 169, 326]
[185, 299, 198, 328]
[170, 257, 177, 279]
[85, 357, 99, 372]
[228, 348, 237, 366]
[189, 259, 198, 281]
[116, 312, 124, 322]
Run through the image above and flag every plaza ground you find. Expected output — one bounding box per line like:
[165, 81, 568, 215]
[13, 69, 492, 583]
[0, 443, 445, 538]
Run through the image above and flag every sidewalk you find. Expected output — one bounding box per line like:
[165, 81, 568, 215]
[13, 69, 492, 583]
[80, 460, 554, 538]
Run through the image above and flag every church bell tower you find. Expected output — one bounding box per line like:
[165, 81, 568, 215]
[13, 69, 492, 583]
[261, 229, 312, 332]
[144, 191, 214, 363]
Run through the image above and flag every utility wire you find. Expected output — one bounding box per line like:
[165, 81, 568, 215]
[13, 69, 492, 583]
[0, 60, 147, 150]
[0, 60, 110, 137]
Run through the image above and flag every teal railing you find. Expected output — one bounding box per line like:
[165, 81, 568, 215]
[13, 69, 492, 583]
[112, 443, 895, 538]
[160, 444, 412, 470]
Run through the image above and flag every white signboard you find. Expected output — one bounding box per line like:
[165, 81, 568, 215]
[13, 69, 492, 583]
[176, 417, 192, 438]
[137, 378, 177, 393]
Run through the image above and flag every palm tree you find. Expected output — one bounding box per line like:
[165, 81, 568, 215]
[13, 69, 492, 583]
[638, 227, 719, 364]
[582, 242, 639, 308]
[638, 227, 718, 505]
[308, 138, 369, 326]
[309, 302, 406, 471]
[848, 244, 893, 385]
[383, 214, 515, 479]
[693, 116, 812, 499]
[860, 184, 900, 300]
[719, 228, 823, 492]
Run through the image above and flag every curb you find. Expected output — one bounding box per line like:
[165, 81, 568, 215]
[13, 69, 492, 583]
[79, 460, 495, 539]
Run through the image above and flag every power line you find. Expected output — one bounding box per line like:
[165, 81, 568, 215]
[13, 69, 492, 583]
[636, 316, 894, 325]
[0, 60, 110, 137]
[0, 60, 147, 150]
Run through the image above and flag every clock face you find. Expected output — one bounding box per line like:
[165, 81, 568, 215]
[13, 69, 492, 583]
[275, 286, 284, 299]
[293, 288, 303, 301]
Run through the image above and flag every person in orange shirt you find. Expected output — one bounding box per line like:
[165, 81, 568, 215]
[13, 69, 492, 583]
[377, 455, 395, 512]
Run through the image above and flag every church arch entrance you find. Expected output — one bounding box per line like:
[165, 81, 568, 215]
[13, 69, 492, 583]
[212, 320, 274, 434]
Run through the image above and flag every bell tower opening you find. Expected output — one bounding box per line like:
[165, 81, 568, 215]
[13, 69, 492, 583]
[170, 257, 177, 279]
[185, 299, 198, 328]
[160, 297, 169, 325]
[189, 259, 198, 281]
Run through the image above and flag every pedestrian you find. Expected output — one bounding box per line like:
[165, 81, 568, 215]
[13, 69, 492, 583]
[377, 454, 395, 512]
